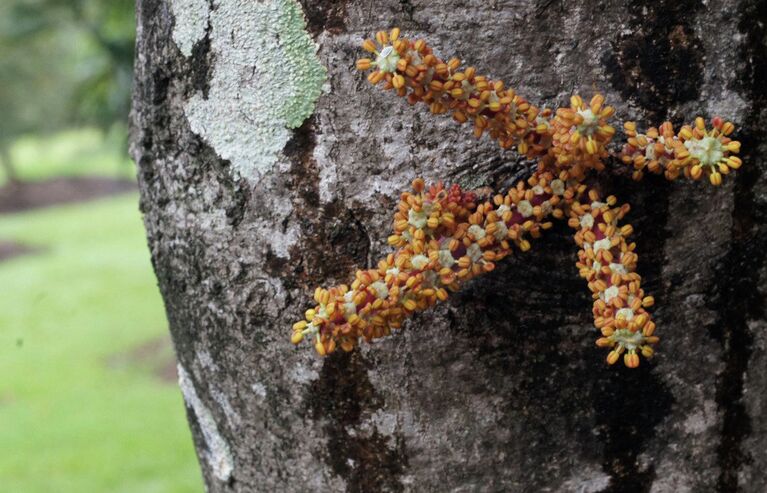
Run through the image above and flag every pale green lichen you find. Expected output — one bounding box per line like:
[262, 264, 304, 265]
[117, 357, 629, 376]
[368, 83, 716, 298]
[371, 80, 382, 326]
[170, 0, 210, 57]
[180, 0, 327, 181]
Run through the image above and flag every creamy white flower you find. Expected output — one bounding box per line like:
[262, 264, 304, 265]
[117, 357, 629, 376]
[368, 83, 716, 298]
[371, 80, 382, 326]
[616, 307, 634, 321]
[370, 281, 389, 300]
[375, 45, 400, 73]
[408, 208, 427, 229]
[609, 263, 627, 275]
[438, 249, 455, 268]
[410, 254, 430, 270]
[593, 238, 612, 252]
[602, 286, 619, 303]
[468, 224, 486, 240]
[492, 221, 508, 241]
[517, 200, 533, 218]
[467, 243, 483, 262]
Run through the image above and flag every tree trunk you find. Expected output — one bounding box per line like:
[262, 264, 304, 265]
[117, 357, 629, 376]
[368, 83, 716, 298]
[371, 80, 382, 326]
[130, 1, 767, 491]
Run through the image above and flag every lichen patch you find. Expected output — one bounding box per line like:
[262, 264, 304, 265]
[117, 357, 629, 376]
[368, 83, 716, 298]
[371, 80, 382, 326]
[178, 364, 234, 482]
[183, 0, 326, 182]
[169, 0, 210, 57]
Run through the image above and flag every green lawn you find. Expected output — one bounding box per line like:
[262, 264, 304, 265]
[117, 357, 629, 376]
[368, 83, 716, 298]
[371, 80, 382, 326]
[0, 194, 203, 492]
[1, 128, 134, 186]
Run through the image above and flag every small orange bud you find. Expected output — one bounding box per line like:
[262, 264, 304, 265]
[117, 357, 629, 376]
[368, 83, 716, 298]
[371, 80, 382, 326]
[641, 346, 654, 358]
[607, 350, 621, 365]
[362, 39, 377, 53]
[596, 337, 613, 348]
[315, 339, 327, 356]
[291, 331, 305, 344]
[402, 299, 417, 311]
[690, 164, 703, 180]
[624, 352, 640, 368]
[375, 30, 388, 45]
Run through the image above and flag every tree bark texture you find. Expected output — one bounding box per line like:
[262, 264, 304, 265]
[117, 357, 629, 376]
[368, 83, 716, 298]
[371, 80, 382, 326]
[130, 1, 767, 491]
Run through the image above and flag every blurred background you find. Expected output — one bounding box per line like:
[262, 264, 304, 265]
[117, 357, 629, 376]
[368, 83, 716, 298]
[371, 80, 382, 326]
[0, 1, 202, 490]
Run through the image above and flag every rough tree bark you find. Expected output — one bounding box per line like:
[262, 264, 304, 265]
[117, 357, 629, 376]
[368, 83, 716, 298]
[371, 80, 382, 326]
[130, 1, 767, 491]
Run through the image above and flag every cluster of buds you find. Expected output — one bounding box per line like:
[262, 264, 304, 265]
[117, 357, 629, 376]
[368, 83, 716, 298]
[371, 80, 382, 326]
[546, 95, 616, 179]
[356, 28, 544, 156]
[291, 172, 570, 356]
[290, 28, 745, 368]
[621, 117, 741, 185]
[568, 189, 658, 367]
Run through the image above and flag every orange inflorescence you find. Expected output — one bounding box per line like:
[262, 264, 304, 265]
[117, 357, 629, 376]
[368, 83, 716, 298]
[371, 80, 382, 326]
[545, 94, 616, 179]
[291, 172, 570, 356]
[290, 28, 746, 368]
[356, 28, 545, 157]
[568, 189, 658, 367]
[621, 116, 741, 185]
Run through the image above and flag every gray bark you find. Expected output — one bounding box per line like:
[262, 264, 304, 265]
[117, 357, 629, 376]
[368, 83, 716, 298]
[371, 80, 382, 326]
[130, 0, 767, 491]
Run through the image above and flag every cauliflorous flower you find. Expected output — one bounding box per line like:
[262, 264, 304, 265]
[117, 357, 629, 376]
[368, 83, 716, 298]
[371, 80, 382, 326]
[621, 117, 741, 185]
[292, 173, 570, 356]
[547, 94, 616, 180]
[567, 189, 658, 367]
[289, 28, 745, 369]
[355, 29, 546, 158]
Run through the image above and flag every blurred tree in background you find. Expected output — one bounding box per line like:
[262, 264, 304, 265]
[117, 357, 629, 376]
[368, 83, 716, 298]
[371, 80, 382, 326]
[0, 0, 134, 182]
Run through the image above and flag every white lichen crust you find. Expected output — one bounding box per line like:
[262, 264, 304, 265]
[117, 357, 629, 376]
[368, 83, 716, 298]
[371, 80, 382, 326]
[178, 364, 235, 482]
[179, 0, 327, 182]
[170, 0, 210, 57]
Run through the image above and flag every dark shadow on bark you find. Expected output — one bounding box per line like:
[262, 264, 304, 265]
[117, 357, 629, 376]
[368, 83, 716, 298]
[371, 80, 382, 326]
[308, 351, 408, 493]
[711, 1, 767, 490]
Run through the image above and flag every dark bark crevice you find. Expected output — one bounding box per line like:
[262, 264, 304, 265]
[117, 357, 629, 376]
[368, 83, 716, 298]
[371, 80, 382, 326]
[309, 352, 408, 493]
[189, 0, 214, 99]
[283, 118, 371, 291]
[595, 175, 674, 493]
[603, 0, 705, 121]
[300, 0, 350, 36]
[712, 1, 767, 490]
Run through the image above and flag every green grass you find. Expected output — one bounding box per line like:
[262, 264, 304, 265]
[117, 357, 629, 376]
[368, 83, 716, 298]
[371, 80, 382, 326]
[1, 128, 134, 186]
[0, 194, 203, 492]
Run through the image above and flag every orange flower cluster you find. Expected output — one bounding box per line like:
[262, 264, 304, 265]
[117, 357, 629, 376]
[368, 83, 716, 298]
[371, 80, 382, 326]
[356, 30, 623, 180]
[621, 117, 742, 185]
[291, 172, 570, 356]
[290, 28, 745, 368]
[546, 95, 616, 178]
[568, 189, 658, 367]
[356, 28, 545, 157]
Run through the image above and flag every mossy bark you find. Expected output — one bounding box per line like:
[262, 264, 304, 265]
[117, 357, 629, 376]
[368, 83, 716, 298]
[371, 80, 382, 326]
[130, 1, 767, 491]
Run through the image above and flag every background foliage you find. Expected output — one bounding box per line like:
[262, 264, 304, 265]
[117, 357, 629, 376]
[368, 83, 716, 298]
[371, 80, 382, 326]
[0, 1, 202, 490]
